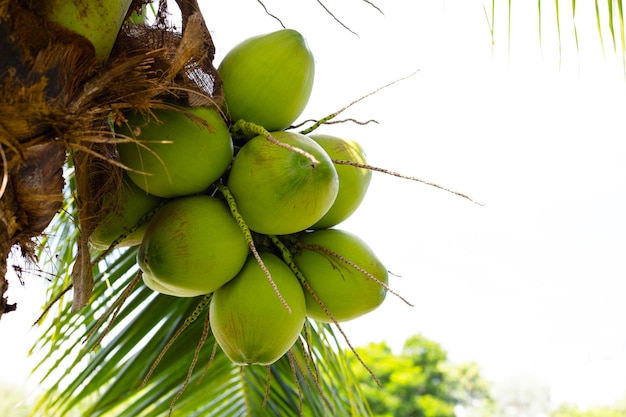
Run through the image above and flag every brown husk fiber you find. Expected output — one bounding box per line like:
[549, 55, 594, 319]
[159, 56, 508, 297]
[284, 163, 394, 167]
[0, 0, 224, 315]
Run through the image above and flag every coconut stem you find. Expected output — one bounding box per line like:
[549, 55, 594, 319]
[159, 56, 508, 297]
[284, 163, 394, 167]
[216, 182, 292, 314]
[84, 270, 142, 349]
[293, 325, 336, 411]
[197, 339, 220, 385]
[269, 235, 382, 387]
[332, 159, 484, 206]
[297, 242, 414, 307]
[290, 333, 334, 411]
[285, 350, 306, 414]
[231, 119, 319, 166]
[298, 69, 420, 134]
[168, 304, 212, 417]
[269, 235, 344, 319]
[141, 293, 212, 389]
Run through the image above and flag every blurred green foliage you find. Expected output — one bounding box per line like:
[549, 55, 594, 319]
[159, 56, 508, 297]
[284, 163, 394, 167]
[348, 334, 492, 417]
[550, 403, 626, 417]
[0, 383, 35, 417]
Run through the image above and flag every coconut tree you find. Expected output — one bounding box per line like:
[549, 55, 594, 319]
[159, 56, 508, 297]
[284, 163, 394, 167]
[2, 0, 623, 416]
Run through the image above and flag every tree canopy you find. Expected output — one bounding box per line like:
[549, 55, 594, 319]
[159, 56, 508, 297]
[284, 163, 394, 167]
[550, 403, 626, 417]
[349, 334, 492, 417]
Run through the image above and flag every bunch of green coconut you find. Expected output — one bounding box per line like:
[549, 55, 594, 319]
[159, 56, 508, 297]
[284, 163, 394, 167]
[91, 29, 389, 366]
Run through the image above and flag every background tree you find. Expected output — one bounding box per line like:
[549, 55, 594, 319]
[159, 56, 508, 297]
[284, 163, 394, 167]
[348, 334, 492, 417]
[550, 403, 626, 417]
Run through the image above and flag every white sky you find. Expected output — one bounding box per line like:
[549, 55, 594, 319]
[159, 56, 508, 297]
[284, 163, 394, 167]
[2, 0, 626, 412]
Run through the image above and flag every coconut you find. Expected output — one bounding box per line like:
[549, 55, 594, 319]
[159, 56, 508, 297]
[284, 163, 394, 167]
[89, 175, 164, 251]
[218, 29, 315, 131]
[138, 195, 249, 297]
[210, 252, 306, 366]
[117, 106, 233, 198]
[226, 131, 338, 235]
[309, 134, 372, 229]
[293, 228, 388, 323]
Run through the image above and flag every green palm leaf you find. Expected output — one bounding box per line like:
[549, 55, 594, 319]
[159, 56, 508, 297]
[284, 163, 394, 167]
[486, 0, 625, 63]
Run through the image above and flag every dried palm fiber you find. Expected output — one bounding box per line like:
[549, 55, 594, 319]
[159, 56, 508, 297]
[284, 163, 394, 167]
[0, 0, 224, 315]
[0, 0, 98, 316]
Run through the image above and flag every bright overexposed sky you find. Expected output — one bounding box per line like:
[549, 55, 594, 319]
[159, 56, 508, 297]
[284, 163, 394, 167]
[2, 0, 626, 412]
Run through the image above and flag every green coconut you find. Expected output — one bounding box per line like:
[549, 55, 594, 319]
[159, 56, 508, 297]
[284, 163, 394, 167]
[90, 175, 164, 251]
[117, 106, 233, 198]
[218, 29, 315, 131]
[226, 131, 339, 235]
[138, 195, 249, 297]
[41, 0, 132, 62]
[293, 228, 388, 323]
[210, 252, 306, 366]
[309, 134, 372, 229]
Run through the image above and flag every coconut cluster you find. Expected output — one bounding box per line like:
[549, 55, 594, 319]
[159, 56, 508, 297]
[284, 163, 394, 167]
[95, 29, 388, 366]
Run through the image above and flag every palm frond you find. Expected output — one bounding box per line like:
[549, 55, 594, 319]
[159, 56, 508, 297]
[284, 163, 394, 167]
[489, 0, 626, 66]
[482, 1, 496, 50]
[595, 0, 625, 69]
[617, 0, 625, 70]
[596, 0, 607, 54]
[572, 0, 580, 52]
[555, 0, 563, 63]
